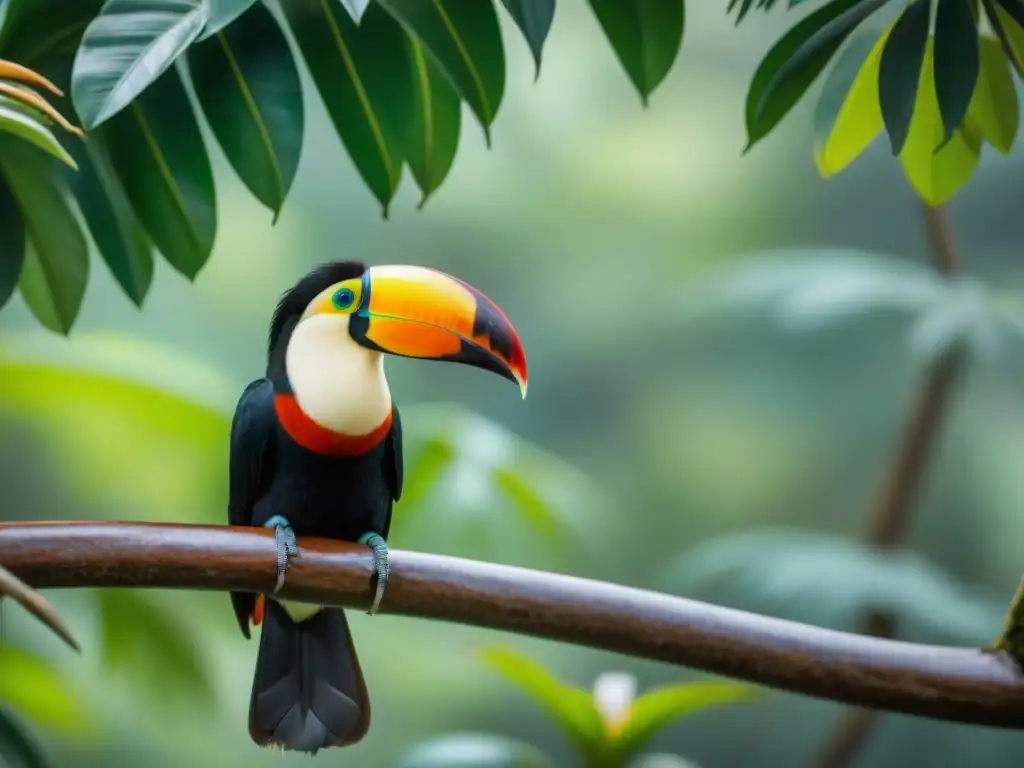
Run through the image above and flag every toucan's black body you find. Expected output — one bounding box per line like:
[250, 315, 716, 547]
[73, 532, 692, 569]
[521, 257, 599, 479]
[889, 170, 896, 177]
[227, 262, 402, 753]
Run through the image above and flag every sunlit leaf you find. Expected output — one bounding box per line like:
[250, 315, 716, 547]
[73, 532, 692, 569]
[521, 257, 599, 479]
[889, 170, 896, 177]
[480, 646, 610, 764]
[0, 646, 92, 735]
[281, 0, 411, 216]
[0, 96, 76, 168]
[0, 136, 89, 334]
[965, 36, 1018, 154]
[614, 681, 757, 759]
[197, 0, 257, 40]
[0, 171, 24, 309]
[661, 528, 1004, 644]
[100, 67, 217, 279]
[398, 430, 457, 512]
[813, 25, 890, 177]
[67, 133, 153, 307]
[96, 589, 213, 705]
[500, 0, 555, 79]
[378, 0, 505, 144]
[0, 706, 51, 768]
[406, 36, 462, 207]
[397, 733, 557, 768]
[493, 465, 564, 542]
[898, 41, 982, 205]
[0, 565, 79, 652]
[588, 0, 683, 105]
[933, 0, 979, 145]
[71, 0, 208, 129]
[878, 0, 931, 154]
[189, 0, 303, 219]
[745, 0, 889, 150]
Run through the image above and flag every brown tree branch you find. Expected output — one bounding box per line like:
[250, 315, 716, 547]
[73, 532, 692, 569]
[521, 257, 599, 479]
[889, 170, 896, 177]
[810, 203, 965, 768]
[0, 521, 1022, 727]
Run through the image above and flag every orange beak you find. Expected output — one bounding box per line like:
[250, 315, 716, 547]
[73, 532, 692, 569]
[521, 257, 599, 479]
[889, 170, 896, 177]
[349, 265, 528, 397]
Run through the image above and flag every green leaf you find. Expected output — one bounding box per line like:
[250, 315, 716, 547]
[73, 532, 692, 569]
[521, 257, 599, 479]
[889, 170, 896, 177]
[0, 646, 93, 735]
[613, 681, 757, 758]
[965, 35, 1018, 153]
[189, 1, 303, 219]
[339, 0, 371, 23]
[281, 0, 411, 215]
[397, 733, 557, 768]
[0, 170, 25, 309]
[500, 0, 555, 79]
[898, 40, 982, 205]
[744, 0, 889, 150]
[587, 0, 684, 106]
[0, 0, 105, 68]
[378, 0, 505, 144]
[878, 0, 931, 154]
[71, 0, 208, 129]
[985, 0, 1024, 75]
[398, 430, 456, 511]
[197, 0, 257, 41]
[67, 133, 153, 307]
[0, 96, 77, 168]
[100, 67, 216, 279]
[0, 706, 51, 768]
[493, 465, 563, 542]
[933, 0, 979, 145]
[407, 38, 462, 207]
[813, 25, 890, 177]
[480, 646, 610, 764]
[96, 589, 213, 704]
[0, 137, 89, 334]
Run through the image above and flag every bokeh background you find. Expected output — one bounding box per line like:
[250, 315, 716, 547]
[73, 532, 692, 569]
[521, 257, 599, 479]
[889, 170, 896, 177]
[3, 2, 1024, 766]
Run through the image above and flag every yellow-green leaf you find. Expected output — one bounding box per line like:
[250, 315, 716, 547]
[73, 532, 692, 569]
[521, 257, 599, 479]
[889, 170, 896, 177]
[964, 36, 1018, 154]
[0, 646, 93, 735]
[493, 466, 563, 542]
[814, 25, 891, 177]
[899, 42, 982, 205]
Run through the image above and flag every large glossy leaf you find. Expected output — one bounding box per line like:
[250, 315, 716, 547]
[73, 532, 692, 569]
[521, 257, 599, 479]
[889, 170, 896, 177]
[407, 38, 462, 207]
[189, 1, 303, 219]
[0, 137, 89, 334]
[933, 0, 979, 145]
[378, 0, 505, 143]
[100, 67, 216, 279]
[397, 733, 557, 768]
[0, 0, 105, 68]
[0, 96, 77, 168]
[0, 706, 50, 768]
[813, 25, 890, 177]
[281, 0, 411, 215]
[898, 41, 982, 205]
[662, 528, 1004, 644]
[480, 646, 610, 764]
[500, 0, 556, 79]
[0, 565, 79, 651]
[587, 0, 684, 106]
[96, 589, 213, 704]
[0, 171, 24, 309]
[744, 0, 888, 150]
[613, 681, 757, 759]
[197, 0, 257, 40]
[0, 646, 92, 735]
[965, 35, 1018, 154]
[878, 0, 931, 154]
[71, 0, 208, 129]
[67, 133, 153, 306]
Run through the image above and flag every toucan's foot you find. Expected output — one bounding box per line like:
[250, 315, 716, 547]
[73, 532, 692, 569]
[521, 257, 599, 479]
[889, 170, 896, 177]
[264, 515, 298, 594]
[357, 532, 389, 615]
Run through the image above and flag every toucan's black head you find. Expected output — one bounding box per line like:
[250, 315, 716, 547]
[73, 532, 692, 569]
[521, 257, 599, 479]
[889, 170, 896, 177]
[267, 260, 528, 397]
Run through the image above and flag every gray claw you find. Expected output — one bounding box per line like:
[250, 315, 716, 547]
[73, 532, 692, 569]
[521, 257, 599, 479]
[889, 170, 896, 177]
[264, 515, 298, 594]
[358, 532, 389, 615]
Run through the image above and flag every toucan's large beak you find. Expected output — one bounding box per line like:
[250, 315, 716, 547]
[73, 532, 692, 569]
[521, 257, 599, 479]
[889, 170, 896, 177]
[351, 265, 528, 397]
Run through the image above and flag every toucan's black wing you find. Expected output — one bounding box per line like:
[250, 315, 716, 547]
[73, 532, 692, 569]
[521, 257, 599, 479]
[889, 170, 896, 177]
[380, 404, 403, 540]
[227, 377, 277, 638]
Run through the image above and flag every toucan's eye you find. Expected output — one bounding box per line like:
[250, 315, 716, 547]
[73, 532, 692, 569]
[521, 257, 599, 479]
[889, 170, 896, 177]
[332, 288, 355, 311]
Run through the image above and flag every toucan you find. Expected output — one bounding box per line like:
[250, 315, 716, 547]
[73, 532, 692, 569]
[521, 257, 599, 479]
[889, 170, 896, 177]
[226, 261, 527, 754]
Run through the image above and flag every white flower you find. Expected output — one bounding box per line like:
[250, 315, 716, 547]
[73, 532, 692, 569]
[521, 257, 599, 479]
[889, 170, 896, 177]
[592, 671, 637, 737]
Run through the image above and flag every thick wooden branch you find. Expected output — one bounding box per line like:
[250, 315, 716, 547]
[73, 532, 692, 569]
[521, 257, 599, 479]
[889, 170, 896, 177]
[1, 521, 1023, 727]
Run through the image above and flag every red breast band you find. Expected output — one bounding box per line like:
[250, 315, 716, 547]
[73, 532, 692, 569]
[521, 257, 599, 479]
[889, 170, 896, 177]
[274, 394, 393, 457]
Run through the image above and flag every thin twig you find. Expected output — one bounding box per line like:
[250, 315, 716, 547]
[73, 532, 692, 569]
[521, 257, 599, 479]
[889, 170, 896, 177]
[810, 203, 965, 768]
[0, 521, 1023, 726]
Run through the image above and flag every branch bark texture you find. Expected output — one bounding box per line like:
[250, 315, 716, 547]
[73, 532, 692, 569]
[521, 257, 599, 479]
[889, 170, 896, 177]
[811, 203, 964, 768]
[1, 521, 1023, 727]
